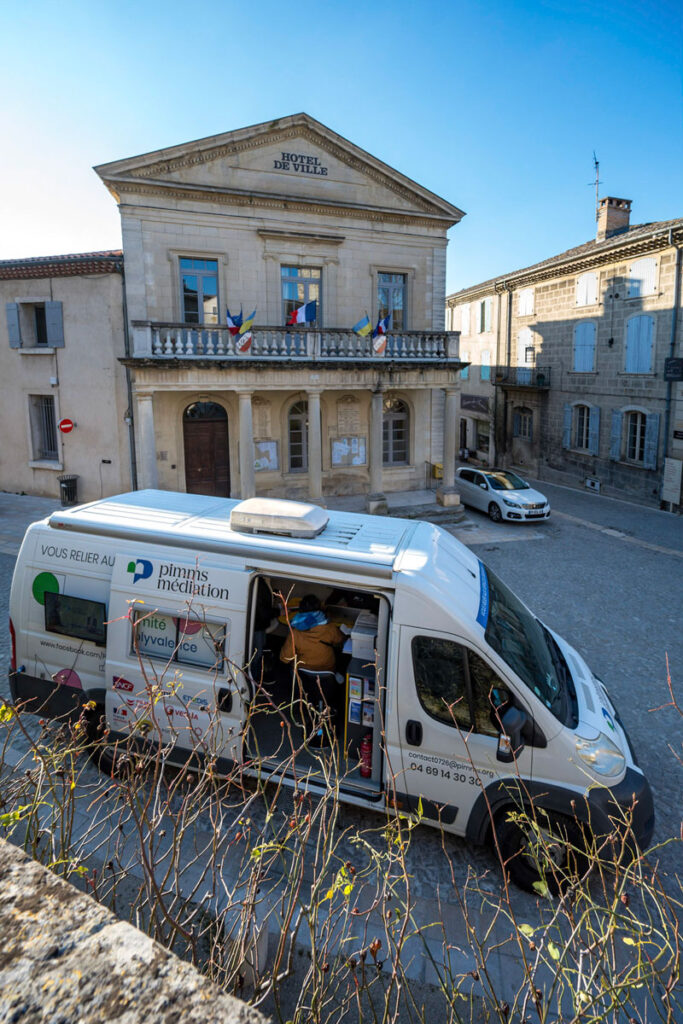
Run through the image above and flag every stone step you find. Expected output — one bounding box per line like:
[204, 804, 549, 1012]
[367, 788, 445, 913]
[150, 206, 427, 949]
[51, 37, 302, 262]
[388, 503, 467, 525]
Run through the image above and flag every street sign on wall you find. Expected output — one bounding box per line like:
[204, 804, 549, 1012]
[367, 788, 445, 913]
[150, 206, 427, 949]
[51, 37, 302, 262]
[58, 418, 74, 434]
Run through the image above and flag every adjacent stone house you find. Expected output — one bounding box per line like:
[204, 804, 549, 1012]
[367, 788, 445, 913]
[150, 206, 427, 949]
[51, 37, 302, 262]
[95, 113, 466, 510]
[0, 252, 132, 503]
[447, 199, 683, 508]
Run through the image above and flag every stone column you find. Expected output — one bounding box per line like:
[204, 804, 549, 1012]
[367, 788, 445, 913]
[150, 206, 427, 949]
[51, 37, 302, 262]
[238, 391, 255, 499]
[307, 389, 324, 505]
[367, 387, 388, 514]
[437, 387, 461, 508]
[135, 391, 158, 490]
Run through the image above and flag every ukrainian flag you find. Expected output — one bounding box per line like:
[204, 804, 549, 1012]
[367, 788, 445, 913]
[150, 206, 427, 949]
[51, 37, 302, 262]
[240, 309, 256, 332]
[352, 314, 372, 336]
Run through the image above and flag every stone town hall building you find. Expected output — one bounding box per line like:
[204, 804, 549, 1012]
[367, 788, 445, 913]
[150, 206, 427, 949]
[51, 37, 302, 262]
[1, 114, 466, 509]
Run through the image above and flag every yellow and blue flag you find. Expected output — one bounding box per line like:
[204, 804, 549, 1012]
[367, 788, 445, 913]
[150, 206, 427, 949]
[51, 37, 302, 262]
[241, 309, 256, 333]
[352, 314, 372, 336]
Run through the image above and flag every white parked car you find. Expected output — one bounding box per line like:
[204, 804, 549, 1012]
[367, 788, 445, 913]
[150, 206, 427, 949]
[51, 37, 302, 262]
[455, 468, 551, 522]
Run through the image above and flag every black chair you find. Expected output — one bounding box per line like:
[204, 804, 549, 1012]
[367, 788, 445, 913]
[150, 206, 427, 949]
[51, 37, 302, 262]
[297, 669, 343, 746]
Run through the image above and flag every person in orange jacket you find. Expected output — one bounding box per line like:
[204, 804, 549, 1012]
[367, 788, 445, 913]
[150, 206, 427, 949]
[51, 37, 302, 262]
[280, 593, 345, 673]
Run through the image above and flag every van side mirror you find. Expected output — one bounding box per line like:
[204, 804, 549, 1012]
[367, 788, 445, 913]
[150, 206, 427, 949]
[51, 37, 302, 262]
[497, 706, 527, 763]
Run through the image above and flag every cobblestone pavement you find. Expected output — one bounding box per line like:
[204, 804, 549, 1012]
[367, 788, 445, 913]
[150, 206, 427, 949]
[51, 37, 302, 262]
[1, 485, 681, 993]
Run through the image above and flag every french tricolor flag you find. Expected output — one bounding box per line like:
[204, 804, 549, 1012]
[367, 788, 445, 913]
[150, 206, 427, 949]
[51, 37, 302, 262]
[287, 300, 317, 326]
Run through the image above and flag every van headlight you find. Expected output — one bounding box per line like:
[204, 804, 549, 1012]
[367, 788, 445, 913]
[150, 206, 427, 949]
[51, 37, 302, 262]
[575, 733, 625, 777]
[503, 498, 520, 508]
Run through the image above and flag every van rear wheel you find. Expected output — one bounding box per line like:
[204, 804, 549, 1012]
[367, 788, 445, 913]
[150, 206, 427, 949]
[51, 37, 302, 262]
[496, 810, 588, 894]
[86, 705, 128, 777]
[488, 502, 503, 523]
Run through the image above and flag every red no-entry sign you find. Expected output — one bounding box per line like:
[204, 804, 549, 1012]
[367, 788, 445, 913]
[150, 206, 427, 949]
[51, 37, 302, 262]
[58, 418, 74, 434]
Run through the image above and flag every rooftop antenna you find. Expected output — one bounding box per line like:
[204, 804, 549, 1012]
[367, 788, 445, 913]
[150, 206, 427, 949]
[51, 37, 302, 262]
[590, 151, 602, 223]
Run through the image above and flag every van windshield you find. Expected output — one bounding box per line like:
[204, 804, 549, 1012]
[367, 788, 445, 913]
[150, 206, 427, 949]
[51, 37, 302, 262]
[482, 564, 571, 723]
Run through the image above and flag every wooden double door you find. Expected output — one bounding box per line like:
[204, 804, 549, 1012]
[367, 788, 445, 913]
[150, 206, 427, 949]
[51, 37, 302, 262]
[183, 402, 230, 497]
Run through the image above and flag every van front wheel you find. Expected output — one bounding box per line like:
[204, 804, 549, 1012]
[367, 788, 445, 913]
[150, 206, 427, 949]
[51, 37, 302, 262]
[496, 810, 588, 894]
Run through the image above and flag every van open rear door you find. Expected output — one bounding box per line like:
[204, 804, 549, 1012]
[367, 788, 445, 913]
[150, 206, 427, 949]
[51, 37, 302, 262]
[105, 553, 253, 767]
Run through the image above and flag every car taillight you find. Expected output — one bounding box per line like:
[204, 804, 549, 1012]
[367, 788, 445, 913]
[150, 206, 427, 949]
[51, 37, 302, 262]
[9, 617, 17, 672]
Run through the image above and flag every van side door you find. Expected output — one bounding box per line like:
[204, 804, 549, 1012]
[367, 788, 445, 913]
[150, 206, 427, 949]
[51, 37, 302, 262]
[394, 626, 533, 834]
[105, 553, 252, 766]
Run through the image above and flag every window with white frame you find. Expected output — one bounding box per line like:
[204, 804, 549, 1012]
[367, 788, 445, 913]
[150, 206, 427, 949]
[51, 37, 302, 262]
[179, 258, 218, 324]
[377, 272, 406, 331]
[576, 272, 598, 307]
[282, 266, 321, 326]
[573, 321, 596, 371]
[563, 403, 600, 455]
[627, 257, 656, 298]
[288, 400, 308, 471]
[480, 349, 491, 381]
[609, 407, 660, 469]
[478, 297, 492, 333]
[461, 303, 470, 336]
[517, 288, 534, 316]
[6, 300, 64, 349]
[28, 394, 58, 461]
[383, 397, 409, 465]
[513, 406, 533, 440]
[626, 411, 646, 462]
[574, 405, 590, 449]
[625, 314, 654, 373]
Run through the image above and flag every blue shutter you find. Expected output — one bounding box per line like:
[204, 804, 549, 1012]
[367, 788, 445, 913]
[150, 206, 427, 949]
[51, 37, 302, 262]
[643, 413, 660, 470]
[513, 411, 521, 436]
[641, 315, 653, 372]
[574, 322, 595, 371]
[45, 301, 64, 347]
[484, 298, 492, 332]
[6, 303, 22, 348]
[588, 406, 600, 455]
[609, 410, 623, 461]
[625, 318, 637, 372]
[562, 404, 572, 449]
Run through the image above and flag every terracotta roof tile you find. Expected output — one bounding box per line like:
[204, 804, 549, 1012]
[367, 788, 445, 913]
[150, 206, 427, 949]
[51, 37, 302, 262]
[0, 250, 123, 280]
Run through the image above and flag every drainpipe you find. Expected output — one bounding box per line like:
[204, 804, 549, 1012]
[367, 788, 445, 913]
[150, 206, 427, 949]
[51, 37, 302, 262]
[501, 283, 512, 460]
[662, 231, 682, 500]
[120, 260, 139, 491]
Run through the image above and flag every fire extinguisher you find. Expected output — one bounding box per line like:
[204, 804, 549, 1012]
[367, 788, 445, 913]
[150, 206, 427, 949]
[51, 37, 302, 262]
[360, 733, 372, 778]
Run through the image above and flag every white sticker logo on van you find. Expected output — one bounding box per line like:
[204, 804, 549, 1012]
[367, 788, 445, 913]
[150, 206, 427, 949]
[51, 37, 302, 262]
[128, 558, 153, 584]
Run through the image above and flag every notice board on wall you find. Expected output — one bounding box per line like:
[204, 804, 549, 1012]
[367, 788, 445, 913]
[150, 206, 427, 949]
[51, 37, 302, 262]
[254, 440, 279, 472]
[331, 436, 366, 467]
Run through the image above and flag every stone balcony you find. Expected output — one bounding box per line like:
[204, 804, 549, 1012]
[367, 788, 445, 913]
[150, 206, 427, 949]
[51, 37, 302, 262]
[494, 365, 552, 389]
[130, 322, 460, 363]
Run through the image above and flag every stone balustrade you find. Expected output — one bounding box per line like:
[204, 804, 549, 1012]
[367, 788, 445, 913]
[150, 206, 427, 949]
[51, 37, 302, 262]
[131, 322, 460, 361]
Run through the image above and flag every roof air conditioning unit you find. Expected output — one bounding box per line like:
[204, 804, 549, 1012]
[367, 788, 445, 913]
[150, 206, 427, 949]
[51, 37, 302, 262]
[230, 497, 329, 538]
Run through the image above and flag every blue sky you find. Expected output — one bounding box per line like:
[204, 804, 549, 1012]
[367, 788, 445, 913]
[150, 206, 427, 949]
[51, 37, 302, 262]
[1, 0, 681, 291]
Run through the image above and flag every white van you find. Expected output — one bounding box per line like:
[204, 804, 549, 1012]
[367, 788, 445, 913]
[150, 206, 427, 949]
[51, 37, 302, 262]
[8, 490, 653, 890]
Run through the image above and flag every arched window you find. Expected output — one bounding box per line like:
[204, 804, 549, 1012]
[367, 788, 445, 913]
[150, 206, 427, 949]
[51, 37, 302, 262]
[288, 400, 308, 471]
[573, 321, 596, 372]
[609, 408, 660, 469]
[383, 398, 409, 465]
[625, 411, 647, 462]
[512, 407, 533, 440]
[574, 404, 590, 449]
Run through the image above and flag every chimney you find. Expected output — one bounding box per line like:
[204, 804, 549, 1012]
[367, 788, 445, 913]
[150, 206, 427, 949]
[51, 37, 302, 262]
[596, 196, 632, 241]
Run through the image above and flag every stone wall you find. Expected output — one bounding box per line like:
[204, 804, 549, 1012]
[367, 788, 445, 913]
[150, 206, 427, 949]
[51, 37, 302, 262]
[0, 838, 267, 1024]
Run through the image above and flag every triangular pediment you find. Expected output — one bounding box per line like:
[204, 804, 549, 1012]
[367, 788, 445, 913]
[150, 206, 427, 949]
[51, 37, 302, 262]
[95, 113, 464, 223]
